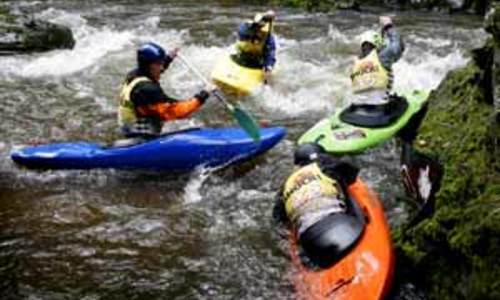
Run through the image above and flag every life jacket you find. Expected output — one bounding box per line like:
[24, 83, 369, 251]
[235, 22, 270, 65]
[350, 49, 392, 94]
[236, 39, 265, 57]
[118, 76, 160, 136]
[282, 163, 347, 235]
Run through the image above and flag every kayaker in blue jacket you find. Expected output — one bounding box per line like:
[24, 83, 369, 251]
[350, 16, 404, 106]
[234, 10, 276, 82]
[118, 42, 213, 139]
[273, 143, 362, 266]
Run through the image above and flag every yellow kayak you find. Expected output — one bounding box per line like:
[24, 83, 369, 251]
[211, 54, 264, 96]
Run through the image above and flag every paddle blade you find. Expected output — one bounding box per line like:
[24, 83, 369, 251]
[232, 106, 261, 142]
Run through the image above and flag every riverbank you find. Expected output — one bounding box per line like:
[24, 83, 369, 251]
[271, 0, 489, 14]
[392, 4, 500, 300]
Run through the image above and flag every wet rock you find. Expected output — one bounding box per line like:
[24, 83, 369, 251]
[0, 6, 75, 54]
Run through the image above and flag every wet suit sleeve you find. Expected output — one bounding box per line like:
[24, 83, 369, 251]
[378, 26, 404, 70]
[272, 185, 289, 225]
[131, 82, 208, 121]
[263, 34, 276, 70]
[318, 154, 359, 187]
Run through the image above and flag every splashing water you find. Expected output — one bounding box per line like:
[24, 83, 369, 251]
[0, 2, 486, 299]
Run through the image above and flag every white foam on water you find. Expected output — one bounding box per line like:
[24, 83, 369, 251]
[0, 8, 135, 78]
[393, 49, 468, 92]
[183, 167, 211, 204]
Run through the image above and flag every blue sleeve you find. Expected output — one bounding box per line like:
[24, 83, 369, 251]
[263, 34, 276, 69]
[378, 26, 404, 70]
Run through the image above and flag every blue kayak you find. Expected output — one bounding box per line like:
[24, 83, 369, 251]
[11, 127, 286, 171]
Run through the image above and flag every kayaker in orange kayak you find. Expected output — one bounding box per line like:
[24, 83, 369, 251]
[118, 42, 213, 138]
[273, 143, 362, 267]
[277, 143, 397, 300]
[234, 10, 277, 83]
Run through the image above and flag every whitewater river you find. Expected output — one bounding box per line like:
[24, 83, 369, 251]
[0, 0, 486, 299]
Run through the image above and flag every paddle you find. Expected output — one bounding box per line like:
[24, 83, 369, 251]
[400, 142, 444, 227]
[263, 17, 274, 85]
[176, 53, 261, 142]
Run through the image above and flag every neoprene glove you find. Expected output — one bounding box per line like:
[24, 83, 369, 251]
[194, 90, 210, 104]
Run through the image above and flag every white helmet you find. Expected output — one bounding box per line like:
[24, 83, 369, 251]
[359, 30, 383, 49]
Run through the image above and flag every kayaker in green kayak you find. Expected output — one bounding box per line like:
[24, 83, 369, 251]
[273, 143, 363, 266]
[118, 42, 213, 138]
[234, 10, 277, 82]
[350, 16, 404, 106]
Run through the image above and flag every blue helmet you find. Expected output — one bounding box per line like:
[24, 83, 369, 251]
[238, 22, 259, 40]
[137, 42, 168, 67]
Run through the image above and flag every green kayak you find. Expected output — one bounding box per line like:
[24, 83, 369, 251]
[298, 90, 430, 154]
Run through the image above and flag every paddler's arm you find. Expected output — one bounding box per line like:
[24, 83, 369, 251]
[378, 16, 404, 70]
[131, 82, 210, 121]
[272, 186, 289, 225]
[263, 34, 276, 72]
[318, 154, 359, 187]
[152, 90, 210, 121]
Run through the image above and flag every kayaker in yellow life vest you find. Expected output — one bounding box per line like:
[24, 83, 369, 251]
[234, 10, 276, 81]
[350, 16, 404, 106]
[118, 42, 213, 138]
[274, 143, 363, 266]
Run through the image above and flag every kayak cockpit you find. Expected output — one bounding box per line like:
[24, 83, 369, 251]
[300, 213, 365, 268]
[299, 196, 367, 269]
[339, 96, 408, 128]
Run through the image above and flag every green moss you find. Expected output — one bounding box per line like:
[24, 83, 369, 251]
[394, 37, 500, 299]
[0, 5, 16, 24]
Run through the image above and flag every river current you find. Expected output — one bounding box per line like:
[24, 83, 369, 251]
[0, 1, 485, 299]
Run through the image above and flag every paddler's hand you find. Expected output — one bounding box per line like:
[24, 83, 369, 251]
[262, 10, 276, 22]
[195, 84, 217, 104]
[263, 66, 273, 84]
[379, 16, 393, 30]
[164, 47, 180, 69]
[194, 89, 211, 104]
[168, 47, 180, 59]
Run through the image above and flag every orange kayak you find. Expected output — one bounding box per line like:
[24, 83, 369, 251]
[288, 178, 394, 300]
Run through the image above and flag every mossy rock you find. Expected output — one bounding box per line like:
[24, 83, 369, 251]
[394, 35, 500, 299]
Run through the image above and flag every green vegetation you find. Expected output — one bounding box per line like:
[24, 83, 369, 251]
[393, 33, 500, 300]
[270, 0, 489, 14]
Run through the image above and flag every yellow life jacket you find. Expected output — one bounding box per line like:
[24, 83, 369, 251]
[350, 49, 390, 94]
[282, 163, 345, 227]
[118, 76, 151, 127]
[236, 38, 265, 57]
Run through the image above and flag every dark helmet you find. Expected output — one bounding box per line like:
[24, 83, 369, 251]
[294, 143, 323, 166]
[137, 42, 169, 68]
[238, 22, 259, 40]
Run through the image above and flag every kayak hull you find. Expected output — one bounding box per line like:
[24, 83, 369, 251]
[289, 178, 394, 300]
[211, 54, 264, 96]
[298, 90, 429, 154]
[11, 127, 286, 171]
